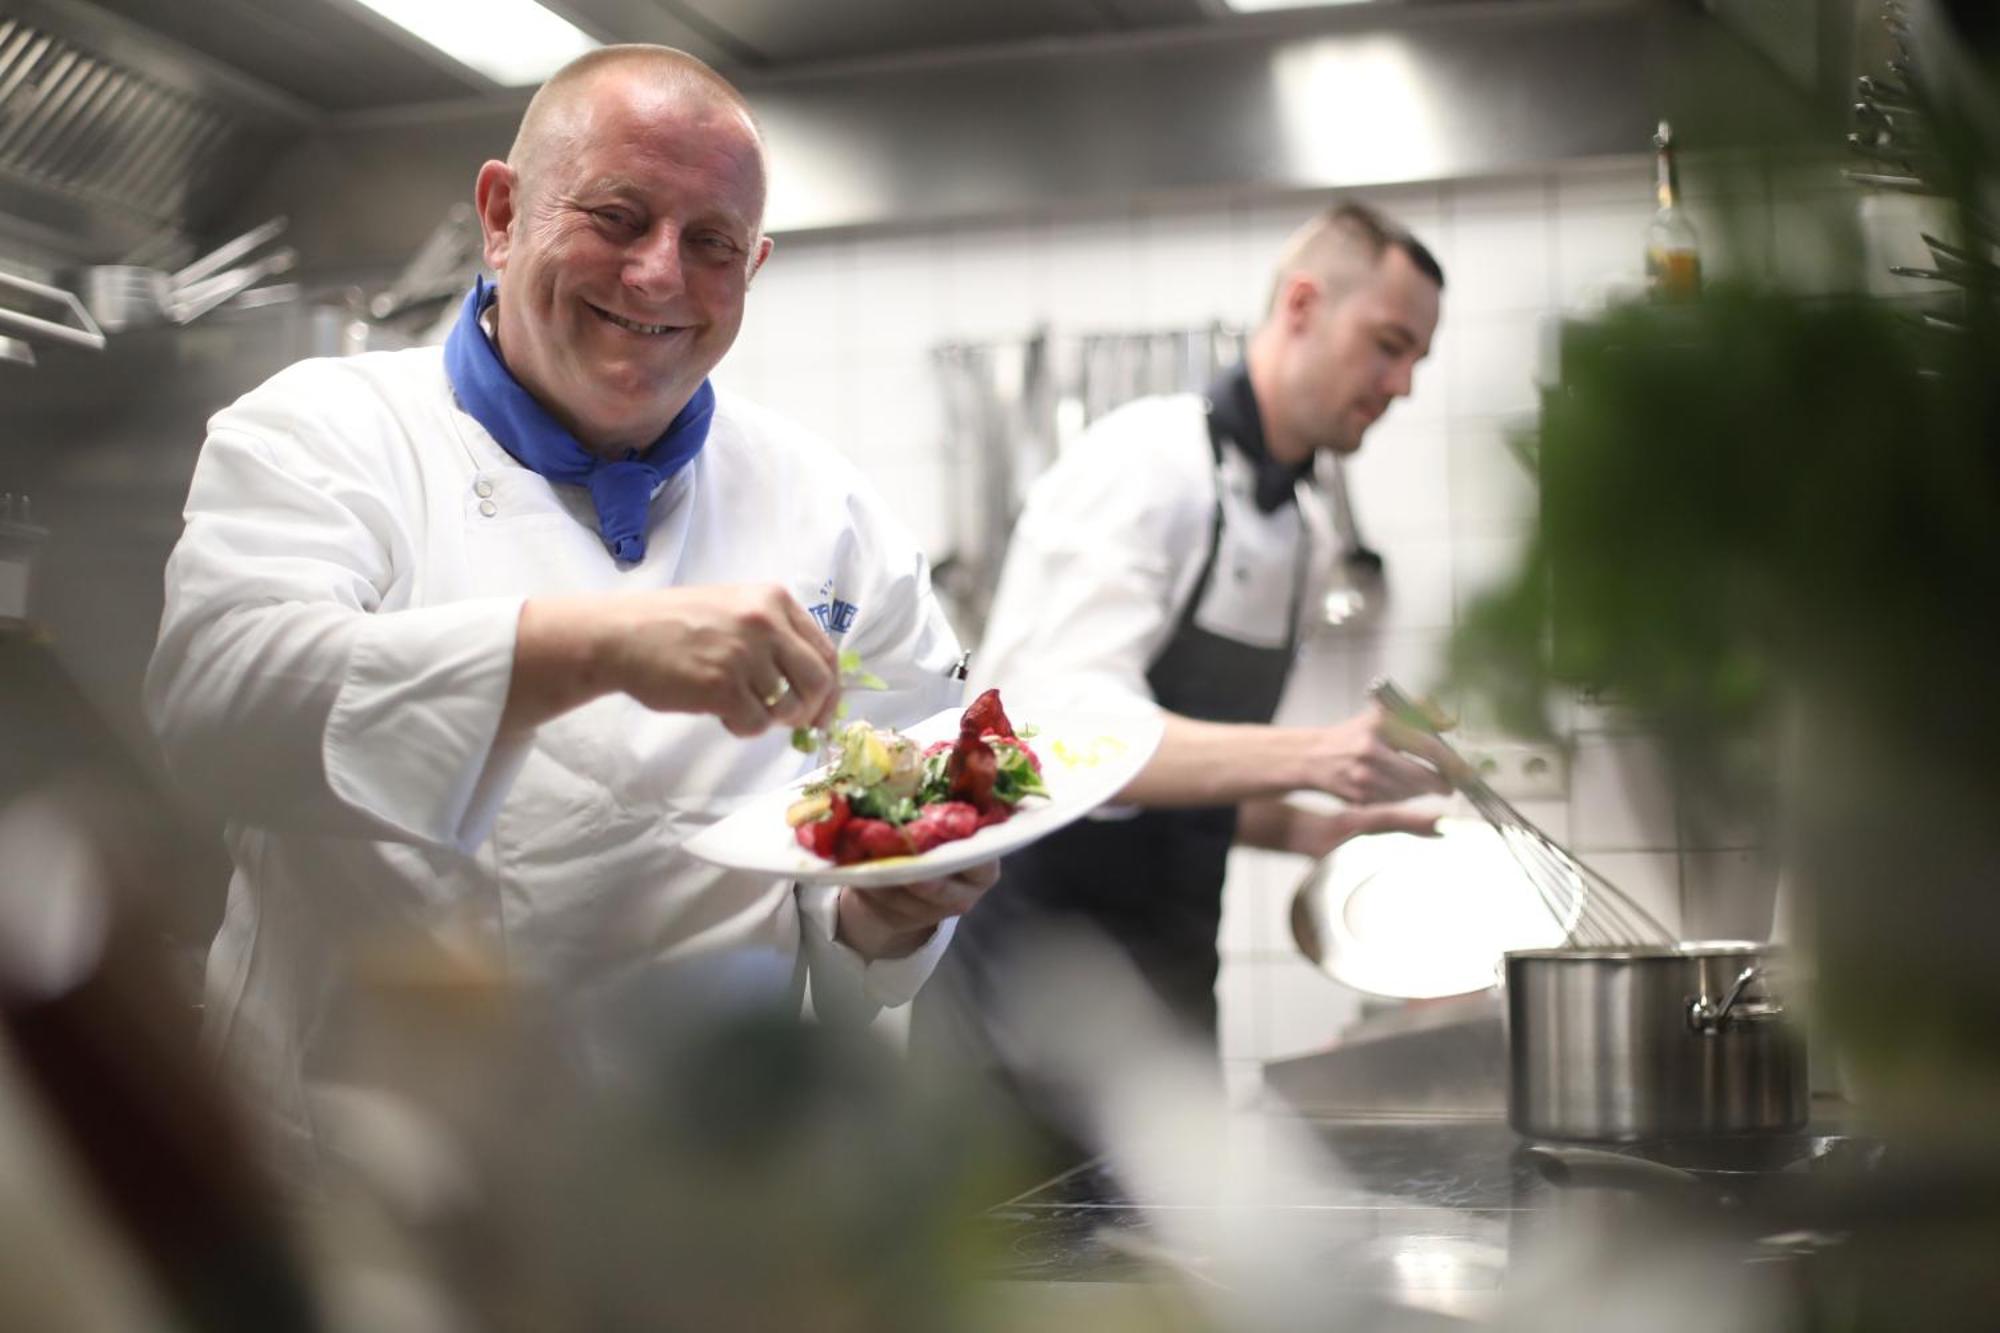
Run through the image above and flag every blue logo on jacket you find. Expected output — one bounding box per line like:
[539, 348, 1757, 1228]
[807, 580, 858, 636]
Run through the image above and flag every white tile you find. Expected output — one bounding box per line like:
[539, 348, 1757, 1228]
[1572, 850, 1682, 938]
[752, 366, 851, 454]
[746, 235, 852, 368]
[1553, 158, 1653, 213]
[854, 447, 952, 557]
[1452, 531, 1532, 624]
[847, 230, 950, 359]
[1445, 314, 1545, 418]
[1273, 634, 1362, 724]
[1440, 190, 1554, 317]
[1448, 415, 1539, 537]
[1139, 206, 1244, 328]
[1225, 845, 1311, 957]
[1400, 348, 1448, 426]
[1555, 202, 1653, 312]
[1357, 533, 1455, 632]
[1217, 956, 1265, 1063]
[1569, 731, 1679, 853]
[1351, 180, 1447, 237]
[1341, 421, 1451, 539]
[1325, 628, 1453, 712]
[1045, 212, 1143, 333]
[1219, 845, 1267, 958]
[1262, 956, 1362, 1060]
[942, 222, 1050, 343]
[842, 359, 948, 460]
[1233, 195, 1313, 317]
[1506, 797, 1570, 846]
[1448, 177, 1549, 218]
[1680, 848, 1780, 942]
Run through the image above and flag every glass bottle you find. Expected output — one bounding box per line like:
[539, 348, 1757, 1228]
[1646, 120, 1702, 300]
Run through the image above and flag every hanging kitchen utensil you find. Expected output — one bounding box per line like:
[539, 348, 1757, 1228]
[0, 266, 106, 358]
[369, 202, 481, 321]
[1369, 678, 1675, 947]
[166, 246, 298, 324]
[167, 215, 287, 292]
[79, 263, 171, 331]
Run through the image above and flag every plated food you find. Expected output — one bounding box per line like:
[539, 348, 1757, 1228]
[682, 695, 1164, 889]
[787, 689, 1044, 865]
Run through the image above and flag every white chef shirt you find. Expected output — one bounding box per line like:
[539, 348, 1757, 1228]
[146, 347, 963, 1150]
[973, 393, 1337, 710]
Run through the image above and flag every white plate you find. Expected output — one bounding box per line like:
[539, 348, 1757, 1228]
[682, 701, 1165, 888]
[1293, 817, 1579, 999]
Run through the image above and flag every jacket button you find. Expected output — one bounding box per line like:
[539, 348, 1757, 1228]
[478, 500, 498, 517]
[474, 477, 494, 498]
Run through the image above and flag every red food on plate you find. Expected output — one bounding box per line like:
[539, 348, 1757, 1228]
[904, 800, 981, 852]
[789, 690, 1045, 868]
[834, 817, 914, 865]
[960, 687, 1015, 740]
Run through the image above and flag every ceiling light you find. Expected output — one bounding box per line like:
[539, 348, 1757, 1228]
[349, 0, 599, 87]
[1220, 0, 1376, 11]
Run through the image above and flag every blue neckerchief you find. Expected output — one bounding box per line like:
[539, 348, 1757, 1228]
[443, 276, 714, 562]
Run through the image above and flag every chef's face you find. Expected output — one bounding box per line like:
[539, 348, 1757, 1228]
[1281, 246, 1439, 457]
[476, 73, 771, 454]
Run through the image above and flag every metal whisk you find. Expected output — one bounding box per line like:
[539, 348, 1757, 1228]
[1370, 680, 1675, 948]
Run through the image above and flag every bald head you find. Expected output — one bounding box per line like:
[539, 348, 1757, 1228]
[508, 45, 766, 227]
[472, 43, 775, 455]
[1262, 201, 1444, 325]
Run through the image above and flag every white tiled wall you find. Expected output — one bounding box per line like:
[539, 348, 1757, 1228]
[722, 160, 1790, 1079]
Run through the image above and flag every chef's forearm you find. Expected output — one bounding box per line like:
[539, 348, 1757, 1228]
[1114, 712, 1333, 807]
[1235, 797, 1322, 854]
[499, 595, 622, 737]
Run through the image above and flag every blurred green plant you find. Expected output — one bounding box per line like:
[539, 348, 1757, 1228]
[1448, 281, 1995, 815]
[1445, 0, 2000, 1155]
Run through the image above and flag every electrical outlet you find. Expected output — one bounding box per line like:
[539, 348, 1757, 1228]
[1456, 738, 1567, 801]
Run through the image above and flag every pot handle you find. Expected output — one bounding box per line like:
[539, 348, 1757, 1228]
[1687, 965, 1784, 1034]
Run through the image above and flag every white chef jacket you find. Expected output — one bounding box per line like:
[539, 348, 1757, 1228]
[973, 393, 1337, 709]
[146, 347, 963, 1151]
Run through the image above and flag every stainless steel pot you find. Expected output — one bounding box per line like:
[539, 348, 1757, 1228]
[1506, 943, 1806, 1142]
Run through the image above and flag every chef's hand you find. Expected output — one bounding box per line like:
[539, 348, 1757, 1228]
[834, 861, 1001, 962]
[1301, 703, 1455, 805]
[505, 584, 840, 737]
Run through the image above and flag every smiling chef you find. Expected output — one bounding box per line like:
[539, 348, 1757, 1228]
[145, 44, 994, 1167]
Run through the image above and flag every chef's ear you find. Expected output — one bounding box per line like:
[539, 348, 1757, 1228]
[1276, 271, 1321, 334]
[747, 234, 774, 285]
[474, 160, 518, 272]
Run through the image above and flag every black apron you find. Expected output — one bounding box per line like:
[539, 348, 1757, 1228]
[911, 396, 1310, 1102]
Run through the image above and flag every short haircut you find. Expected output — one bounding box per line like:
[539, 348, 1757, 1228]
[1265, 200, 1445, 315]
[507, 44, 761, 182]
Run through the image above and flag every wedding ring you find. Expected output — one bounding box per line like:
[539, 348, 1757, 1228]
[761, 678, 791, 710]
